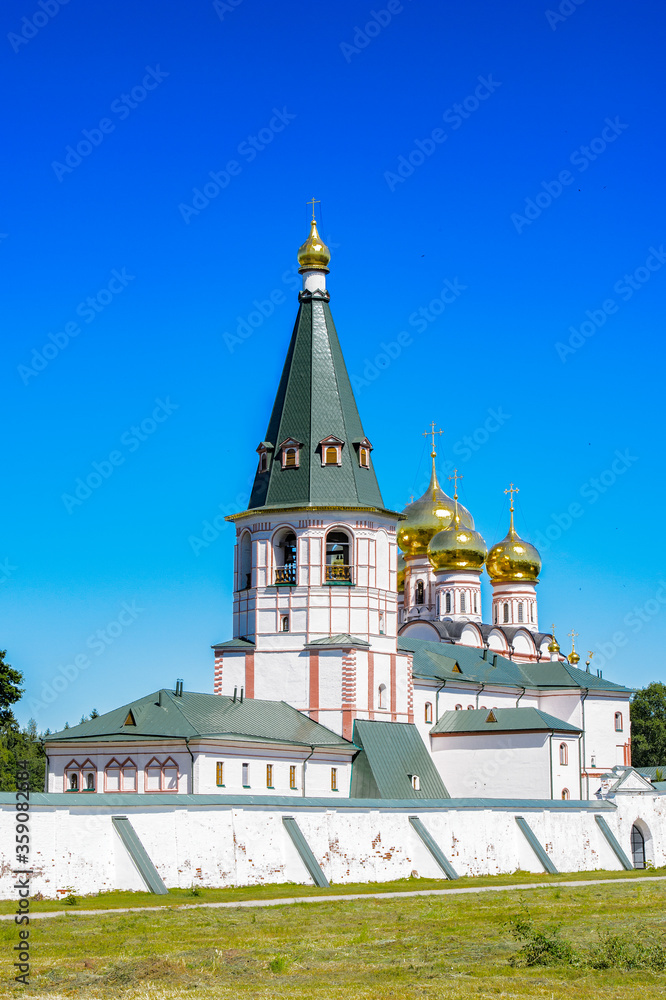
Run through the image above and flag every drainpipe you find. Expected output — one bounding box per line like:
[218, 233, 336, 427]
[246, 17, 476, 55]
[515, 686, 526, 709]
[578, 733, 584, 799]
[549, 733, 554, 800]
[42, 742, 49, 793]
[302, 746, 316, 797]
[580, 688, 589, 799]
[184, 738, 195, 794]
[435, 681, 446, 722]
[475, 683, 485, 708]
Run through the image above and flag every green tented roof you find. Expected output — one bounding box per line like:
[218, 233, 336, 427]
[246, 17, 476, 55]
[246, 295, 394, 513]
[45, 689, 353, 750]
[398, 637, 632, 694]
[431, 707, 582, 735]
[351, 720, 449, 799]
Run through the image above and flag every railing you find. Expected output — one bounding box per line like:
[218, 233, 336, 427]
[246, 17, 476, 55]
[274, 564, 297, 586]
[325, 564, 353, 584]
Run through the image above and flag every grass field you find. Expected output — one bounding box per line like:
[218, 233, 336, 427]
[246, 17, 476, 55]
[2, 875, 665, 998]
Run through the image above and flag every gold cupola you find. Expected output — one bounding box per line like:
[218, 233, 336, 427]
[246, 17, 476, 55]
[297, 215, 330, 273]
[427, 470, 487, 571]
[567, 629, 581, 665]
[486, 485, 541, 583]
[397, 428, 474, 557]
[397, 551, 405, 593]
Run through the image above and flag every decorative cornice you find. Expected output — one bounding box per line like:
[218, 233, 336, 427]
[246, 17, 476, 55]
[298, 288, 330, 302]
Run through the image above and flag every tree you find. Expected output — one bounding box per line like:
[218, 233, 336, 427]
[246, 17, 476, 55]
[0, 649, 23, 724]
[0, 650, 45, 791]
[630, 683, 666, 768]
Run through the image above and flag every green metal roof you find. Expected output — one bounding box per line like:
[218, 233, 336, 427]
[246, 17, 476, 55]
[45, 689, 353, 750]
[398, 637, 632, 694]
[431, 707, 582, 735]
[307, 634, 370, 647]
[3, 792, 616, 811]
[351, 720, 449, 799]
[211, 638, 255, 650]
[245, 294, 392, 512]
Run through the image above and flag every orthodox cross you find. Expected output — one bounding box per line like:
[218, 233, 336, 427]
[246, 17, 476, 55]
[448, 468, 463, 500]
[307, 197, 320, 221]
[568, 628, 579, 653]
[423, 421, 442, 458]
[504, 482, 519, 512]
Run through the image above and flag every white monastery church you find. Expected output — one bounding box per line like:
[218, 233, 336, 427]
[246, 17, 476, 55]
[25, 215, 663, 896]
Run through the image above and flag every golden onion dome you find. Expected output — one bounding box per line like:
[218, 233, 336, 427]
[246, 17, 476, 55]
[547, 635, 560, 654]
[397, 552, 405, 592]
[486, 508, 541, 583]
[568, 650, 581, 665]
[297, 219, 330, 271]
[397, 466, 474, 556]
[428, 513, 487, 572]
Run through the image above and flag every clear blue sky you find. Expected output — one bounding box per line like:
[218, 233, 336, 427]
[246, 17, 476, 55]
[2, 0, 664, 728]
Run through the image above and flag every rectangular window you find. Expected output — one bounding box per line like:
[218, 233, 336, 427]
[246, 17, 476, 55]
[145, 765, 161, 791]
[106, 767, 120, 792]
[242, 762, 250, 787]
[330, 767, 338, 791]
[122, 767, 136, 792]
[266, 764, 273, 788]
[289, 765, 297, 790]
[460, 592, 466, 613]
[518, 602, 524, 622]
[216, 761, 224, 787]
[163, 765, 178, 791]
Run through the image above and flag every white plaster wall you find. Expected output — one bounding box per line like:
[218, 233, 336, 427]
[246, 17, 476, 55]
[584, 696, 631, 769]
[254, 649, 308, 706]
[432, 733, 551, 799]
[2, 796, 664, 898]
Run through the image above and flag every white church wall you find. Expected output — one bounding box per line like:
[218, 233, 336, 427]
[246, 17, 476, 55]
[254, 649, 308, 706]
[432, 733, 552, 799]
[584, 695, 631, 769]
[3, 795, 664, 898]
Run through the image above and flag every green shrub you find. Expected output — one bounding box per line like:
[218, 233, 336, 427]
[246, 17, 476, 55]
[506, 907, 578, 967]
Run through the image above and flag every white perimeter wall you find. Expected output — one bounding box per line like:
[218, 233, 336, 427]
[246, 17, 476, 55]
[1, 795, 664, 898]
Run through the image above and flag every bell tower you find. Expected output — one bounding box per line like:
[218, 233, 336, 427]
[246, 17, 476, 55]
[213, 208, 414, 739]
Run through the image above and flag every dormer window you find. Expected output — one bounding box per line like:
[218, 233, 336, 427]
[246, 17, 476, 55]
[319, 435, 344, 467]
[279, 438, 302, 470]
[256, 441, 272, 473]
[355, 437, 373, 469]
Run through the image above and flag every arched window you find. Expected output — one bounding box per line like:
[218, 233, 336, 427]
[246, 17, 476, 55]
[274, 530, 297, 585]
[530, 604, 535, 623]
[240, 531, 252, 590]
[493, 604, 498, 623]
[503, 602, 509, 623]
[561, 788, 570, 800]
[631, 824, 646, 869]
[85, 772, 95, 791]
[445, 591, 451, 614]
[455, 704, 462, 711]
[460, 592, 466, 613]
[424, 702, 433, 724]
[65, 760, 81, 792]
[415, 580, 424, 605]
[559, 743, 568, 766]
[259, 451, 268, 472]
[614, 712, 623, 732]
[69, 772, 78, 791]
[319, 436, 343, 466]
[281, 615, 290, 632]
[325, 446, 338, 465]
[359, 446, 369, 468]
[378, 684, 387, 710]
[517, 602, 524, 622]
[467, 704, 474, 710]
[473, 592, 478, 614]
[285, 448, 297, 467]
[325, 530, 351, 582]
